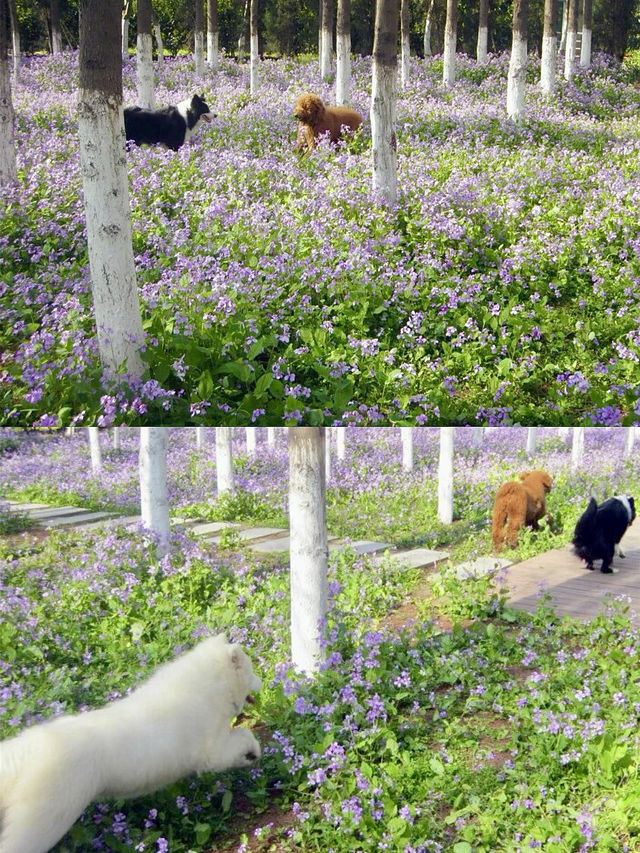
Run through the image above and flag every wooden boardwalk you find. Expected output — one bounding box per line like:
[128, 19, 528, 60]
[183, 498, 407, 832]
[501, 518, 640, 621]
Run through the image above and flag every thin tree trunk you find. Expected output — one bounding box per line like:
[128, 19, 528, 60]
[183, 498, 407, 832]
[136, 0, 154, 108]
[7, 0, 19, 79]
[122, 0, 130, 58]
[335, 426, 345, 460]
[564, 0, 578, 79]
[477, 0, 488, 63]
[153, 18, 164, 65]
[401, 427, 413, 472]
[207, 0, 219, 70]
[194, 0, 205, 75]
[324, 431, 331, 483]
[571, 427, 584, 469]
[371, 0, 398, 204]
[320, 0, 333, 79]
[507, 0, 527, 121]
[400, 0, 410, 88]
[237, 0, 248, 60]
[267, 426, 276, 446]
[78, 0, 144, 380]
[51, 0, 63, 53]
[249, 0, 258, 92]
[246, 427, 256, 456]
[526, 427, 537, 455]
[580, 0, 592, 67]
[87, 427, 102, 472]
[540, 0, 558, 94]
[0, 0, 17, 185]
[215, 426, 234, 493]
[139, 427, 170, 558]
[423, 0, 434, 58]
[438, 427, 454, 524]
[624, 427, 636, 458]
[442, 0, 456, 87]
[289, 427, 328, 675]
[335, 0, 350, 104]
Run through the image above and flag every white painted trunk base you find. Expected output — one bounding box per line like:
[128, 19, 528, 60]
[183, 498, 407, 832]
[526, 427, 537, 456]
[580, 28, 592, 68]
[215, 426, 234, 493]
[540, 33, 556, 94]
[194, 31, 205, 76]
[624, 427, 636, 458]
[246, 427, 256, 456]
[139, 427, 170, 557]
[423, 20, 432, 58]
[88, 427, 102, 472]
[336, 427, 345, 460]
[476, 26, 488, 64]
[289, 428, 328, 675]
[507, 35, 527, 121]
[122, 19, 129, 58]
[571, 428, 584, 470]
[401, 35, 410, 89]
[370, 64, 397, 204]
[250, 33, 259, 93]
[320, 25, 332, 79]
[153, 24, 164, 64]
[443, 30, 456, 87]
[401, 427, 413, 472]
[207, 31, 219, 70]
[0, 56, 17, 185]
[136, 33, 154, 109]
[335, 33, 350, 105]
[52, 31, 63, 54]
[438, 428, 454, 524]
[564, 30, 577, 80]
[77, 90, 144, 378]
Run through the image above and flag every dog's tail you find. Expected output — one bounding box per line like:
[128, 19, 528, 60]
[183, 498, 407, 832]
[572, 496, 598, 549]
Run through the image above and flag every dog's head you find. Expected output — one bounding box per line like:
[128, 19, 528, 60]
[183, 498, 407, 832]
[294, 93, 325, 127]
[520, 470, 553, 494]
[191, 93, 214, 123]
[227, 640, 262, 712]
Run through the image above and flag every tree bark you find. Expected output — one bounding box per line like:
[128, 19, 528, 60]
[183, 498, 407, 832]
[571, 427, 584, 469]
[78, 0, 144, 380]
[249, 0, 258, 92]
[87, 427, 102, 472]
[371, 0, 398, 205]
[153, 18, 164, 64]
[215, 426, 234, 493]
[7, 0, 19, 79]
[319, 0, 333, 79]
[50, 0, 63, 53]
[194, 0, 205, 75]
[423, 0, 434, 58]
[564, 0, 578, 79]
[0, 0, 17, 185]
[288, 427, 328, 675]
[246, 426, 257, 456]
[526, 427, 537, 455]
[139, 427, 170, 558]
[442, 0, 456, 87]
[137, 0, 154, 108]
[400, 0, 410, 88]
[580, 0, 592, 67]
[207, 0, 219, 70]
[477, 0, 488, 63]
[540, 0, 557, 94]
[122, 0, 130, 58]
[438, 427, 454, 524]
[335, 0, 350, 104]
[506, 0, 527, 121]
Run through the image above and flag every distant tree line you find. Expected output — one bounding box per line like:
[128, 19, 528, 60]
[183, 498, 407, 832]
[11, 0, 640, 61]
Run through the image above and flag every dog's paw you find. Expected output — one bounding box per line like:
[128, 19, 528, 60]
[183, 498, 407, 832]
[601, 566, 613, 574]
[234, 728, 261, 766]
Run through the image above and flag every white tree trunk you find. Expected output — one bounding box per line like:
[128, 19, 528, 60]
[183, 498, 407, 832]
[207, 31, 219, 70]
[325, 431, 331, 483]
[564, 30, 576, 80]
[477, 26, 488, 63]
[246, 427, 257, 456]
[423, 16, 432, 58]
[0, 54, 17, 185]
[540, 32, 557, 94]
[10, 17, 19, 80]
[507, 34, 527, 120]
[87, 427, 102, 472]
[580, 27, 591, 68]
[136, 32, 154, 108]
[77, 91, 145, 379]
[571, 427, 584, 470]
[52, 30, 63, 54]
[215, 426, 234, 493]
[438, 427, 454, 524]
[139, 427, 170, 557]
[112, 426, 120, 450]
[371, 64, 397, 204]
[443, 30, 456, 87]
[267, 427, 276, 446]
[526, 427, 537, 456]
[336, 427, 346, 460]
[289, 427, 328, 675]
[335, 29, 350, 105]
[122, 18, 129, 58]
[559, 427, 570, 440]
[320, 23, 332, 78]
[196, 426, 208, 450]
[249, 31, 258, 93]
[153, 22, 164, 65]
[401, 427, 413, 472]
[624, 427, 636, 458]
[194, 30, 205, 75]
[473, 427, 484, 447]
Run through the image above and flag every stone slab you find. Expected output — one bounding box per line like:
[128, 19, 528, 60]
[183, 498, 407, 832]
[249, 535, 341, 554]
[27, 506, 88, 519]
[383, 548, 450, 570]
[455, 556, 513, 579]
[6, 501, 51, 511]
[41, 511, 117, 527]
[330, 540, 395, 555]
[190, 521, 241, 536]
[237, 527, 287, 541]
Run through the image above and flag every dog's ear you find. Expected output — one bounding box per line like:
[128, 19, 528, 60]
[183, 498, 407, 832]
[519, 471, 530, 481]
[229, 645, 244, 670]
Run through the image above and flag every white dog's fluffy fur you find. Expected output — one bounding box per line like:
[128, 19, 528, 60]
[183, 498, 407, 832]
[0, 634, 262, 853]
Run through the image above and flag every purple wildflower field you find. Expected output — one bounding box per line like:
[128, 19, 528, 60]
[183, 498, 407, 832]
[2, 51, 640, 427]
[2, 426, 640, 851]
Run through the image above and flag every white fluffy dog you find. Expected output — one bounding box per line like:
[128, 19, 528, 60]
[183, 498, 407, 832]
[0, 634, 262, 853]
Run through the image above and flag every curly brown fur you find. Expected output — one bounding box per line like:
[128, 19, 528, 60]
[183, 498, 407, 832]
[294, 93, 363, 152]
[491, 470, 553, 551]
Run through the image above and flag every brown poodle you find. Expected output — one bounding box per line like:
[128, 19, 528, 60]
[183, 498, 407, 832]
[294, 93, 363, 152]
[491, 470, 553, 551]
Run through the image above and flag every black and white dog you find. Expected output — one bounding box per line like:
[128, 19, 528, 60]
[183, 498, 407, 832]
[123, 94, 213, 151]
[572, 495, 636, 573]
